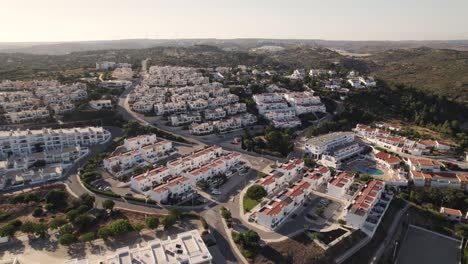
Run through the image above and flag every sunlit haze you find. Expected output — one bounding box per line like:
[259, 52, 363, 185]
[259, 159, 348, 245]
[1, 0, 468, 42]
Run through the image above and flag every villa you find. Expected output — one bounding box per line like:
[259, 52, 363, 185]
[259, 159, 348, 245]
[303, 166, 331, 190]
[327, 172, 354, 199]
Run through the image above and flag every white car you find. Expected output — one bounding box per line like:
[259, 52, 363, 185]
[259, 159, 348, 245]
[211, 190, 221, 195]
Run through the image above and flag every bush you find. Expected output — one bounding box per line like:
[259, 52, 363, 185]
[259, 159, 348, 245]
[32, 207, 44, 218]
[0, 212, 12, 222]
[102, 200, 115, 212]
[45, 189, 67, 209]
[220, 207, 232, 220]
[338, 219, 346, 225]
[98, 227, 112, 240]
[242, 249, 256, 259]
[246, 185, 267, 201]
[58, 224, 73, 235]
[58, 233, 76, 246]
[79, 232, 95, 242]
[146, 216, 159, 229]
[50, 217, 67, 229]
[162, 214, 177, 229]
[108, 219, 132, 237]
[133, 223, 144, 232]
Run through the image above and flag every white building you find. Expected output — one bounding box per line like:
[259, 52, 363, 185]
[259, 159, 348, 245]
[0, 127, 111, 158]
[89, 100, 112, 110]
[305, 132, 356, 158]
[327, 172, 354, 198]
[4, 108, 50, 124]
[130, 166, 171, 193]
[170, 113, 202, 126]
[440, 207, 462, 222]
[303, 166, 331, 190]
[359, 77, 377, 87]
[345, 180, 391, 235]
[71, 230, 212, 264]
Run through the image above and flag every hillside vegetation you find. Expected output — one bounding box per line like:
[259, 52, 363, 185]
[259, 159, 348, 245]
[366, 48, 468, 102]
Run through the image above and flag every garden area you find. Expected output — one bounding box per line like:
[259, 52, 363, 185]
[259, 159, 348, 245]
[243, 185, 267, 213]
[0, 185, 207, 248]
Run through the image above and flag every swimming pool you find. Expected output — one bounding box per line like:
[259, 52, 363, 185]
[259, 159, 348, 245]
[355, 164, 384, 176]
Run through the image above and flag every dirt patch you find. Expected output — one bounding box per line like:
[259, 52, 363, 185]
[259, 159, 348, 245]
[254, 233, 330, 264]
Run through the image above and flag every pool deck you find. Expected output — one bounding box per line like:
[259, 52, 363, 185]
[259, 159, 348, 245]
[345, 159, 403, 183]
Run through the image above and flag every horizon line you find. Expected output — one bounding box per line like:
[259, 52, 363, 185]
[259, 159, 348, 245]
[1, 37, 468, 44]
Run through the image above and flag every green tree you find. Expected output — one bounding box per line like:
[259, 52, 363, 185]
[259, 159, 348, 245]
[98, 227, 112, 240]
[50, 217, 67, 229]
[102, 200, 115, 212]
[32, 207, 44, 217]
[146, 216, 159, 229]
[108, 219, 132, 237]
[133, 223, 144, 232]
[58, 233, 76, 246]
[246, 185, 267, 201]
[20, 221, 36, 234]
[162, 214, 177, 229]
[73, 214, 94, 232]
[80, 194, 96, 208]
[66, 209, 79, 223]
[45, 189, 67, 208]
[79, 232, 95, 242]
[169, 207, 181, 220]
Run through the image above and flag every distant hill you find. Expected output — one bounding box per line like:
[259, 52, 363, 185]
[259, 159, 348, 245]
[1, 39, 468, 55]
[365, 48, 468, 102]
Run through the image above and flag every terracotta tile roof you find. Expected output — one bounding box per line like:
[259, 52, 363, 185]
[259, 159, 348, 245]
[330, 172, 353, 188]
[375, 151, 401, 164]
[441, 207, 462, 217]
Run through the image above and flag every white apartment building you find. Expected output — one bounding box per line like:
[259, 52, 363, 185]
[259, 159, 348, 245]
[124, 134, 158, 150]
[265, 109, 296, 121]
[345, 180, 391, 236]
[303, 166, 331, 190]
[89, 100, 112, 110]
[50, 103, 75, 115]
[305, 132, 356, 158]
[190, 123, 214, 135]
[256, 179, 312, 230]
[68, 230, 212, 264]
[327, 172, 354, 199]
[167, 146, 223, 176]
[105, 135, 172, 177]
[132, 101, 154, 113]
[271, 118, 302, 129]
[130, 165, 171, 193]
[223, 103, 247, 115]
[4, 108, 50, 124]
[184, 152, 241, 184]
[0, 127, 111, 158]
[188, 99, 209, 111]
[204, 108, 226, 121]
[154, 102, 187, 115]
[148, 176, 192, 203]
[320, 142, 363, 169]
[257, 174, 283, 193]
[283, 92, 326, 115]
[170, 113, 202, 126]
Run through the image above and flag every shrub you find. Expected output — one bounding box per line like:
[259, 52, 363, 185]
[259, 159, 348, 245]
[98, 227, 112, 240]
[58, 224, 73, 235]
[102, 200, 115, 212]
[58, 233, 76, 246]
[50, 217, 67, 229]
[79, 232, 95, 242]
[108, 219, 132, 237]
[146, 216, 159, 229]
[0, 212, 12, 222]
[133, 223, 144, 232]
[220, 207, 232, 220]
[338, 219, 346, 225]
[45, 189, 67, 208]
[162, 214, 177, 229]
[32, 207, 44, 217]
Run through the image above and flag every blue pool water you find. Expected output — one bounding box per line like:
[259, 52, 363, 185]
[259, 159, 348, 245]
[355, 164, 384, 176]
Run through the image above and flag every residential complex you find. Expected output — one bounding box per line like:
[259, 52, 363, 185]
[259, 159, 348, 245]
[66, 230, 212, 264]
[0, 80, 88, 123]
[103, 134, 173, 177]
[129, 66, 256, 134]
[407, 157, 468, 190]
[0, 126, 111, 190]
[345, 180, 392, 235]
[253, 91, 326, 128]
[305, 132, 363, 169]
[129, 145, 242, 203]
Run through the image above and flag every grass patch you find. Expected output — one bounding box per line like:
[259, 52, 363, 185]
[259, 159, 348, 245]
[243, 196, 261, 213]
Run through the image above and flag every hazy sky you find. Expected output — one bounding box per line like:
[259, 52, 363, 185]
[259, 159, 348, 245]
[1, 0, 467, 42]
